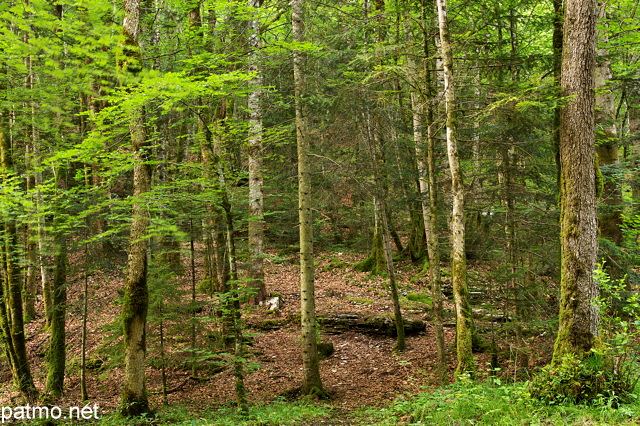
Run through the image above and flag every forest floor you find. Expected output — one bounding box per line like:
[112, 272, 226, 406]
[0, 247, 559, 423]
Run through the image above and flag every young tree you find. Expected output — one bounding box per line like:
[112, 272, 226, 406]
[119, 0, 152, 416]
[247, 0, 267, 305]
[293, 0, 324, 396]
[552, 0, 599, 362]
[0, 114, 38, 402]
[435, 0, 475, 378]
[45, 212, 67, 398]
[409, 4, 445, 374]
[594, 4, 623, 246]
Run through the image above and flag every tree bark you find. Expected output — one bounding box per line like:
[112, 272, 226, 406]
[0, 116, 38, 402]
[410, 0, 446, 373]
[119, 0, 151, 416]
[293, 0, 324, 396]
[552, 0, 599, 362]
[594, 3, 623, 246]
[435, 0, 475, 378]
[247, 0, 267, 305]
[46, 224, 67, 397]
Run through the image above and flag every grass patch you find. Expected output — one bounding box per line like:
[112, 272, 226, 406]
[93, 400, 332, 425]
[367, 378, 640, 425]
[346, 296, 375, 305]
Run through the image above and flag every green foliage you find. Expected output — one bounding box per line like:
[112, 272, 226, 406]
[529, 353, 638, 406]
[530, 265, 640, 406]
[372, 379, 640, 425]
[93, 399, 331, 425]
[406, 292, 431, 305]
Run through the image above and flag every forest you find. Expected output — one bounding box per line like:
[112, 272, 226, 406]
[0, 0, 639, 424]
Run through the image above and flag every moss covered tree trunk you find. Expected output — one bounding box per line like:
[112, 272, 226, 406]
[24, 148, 37, 323]
[119, 0, 151, 416]
[417, 0, 445, 377]
[552, 0, 599, 363]
[436, 0, 475, 378]
[46, 226, 67, 397]
[0, 115, 38, 402]
[411, 2, 446, 372]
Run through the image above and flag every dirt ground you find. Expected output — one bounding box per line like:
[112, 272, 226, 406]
[1, 249, 555, 416]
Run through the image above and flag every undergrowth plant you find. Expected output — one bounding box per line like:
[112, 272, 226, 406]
[530, 263, 640, 406]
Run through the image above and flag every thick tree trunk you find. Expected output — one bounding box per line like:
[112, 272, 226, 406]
[552, 0, 599, 362]
[435, 0, 475, 378]
[293, 0, 324, 396]
[119, 0, 151, 416]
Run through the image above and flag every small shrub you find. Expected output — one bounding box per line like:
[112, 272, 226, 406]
[531, 264, 640, 406]
[529, 352, 638, 406]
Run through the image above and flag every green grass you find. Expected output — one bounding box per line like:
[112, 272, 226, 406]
[36, 379, 640, 425]
[365, 378, 640, 425]
[92, 399, 332, 425]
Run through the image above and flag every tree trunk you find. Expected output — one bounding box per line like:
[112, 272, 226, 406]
[247, 0, 267, 305]
[630, 101, 640, 212]
[435, 0, 475, 378]
[24, 161, 38, 323]
[417, 0, 445, 377]
[0, 116, 38, 402]
[410, 0, 446, 372]
[553, 0, 563, 192]
[293, 0, 324, 396]
[376, 197, 406, 351]
[119, 0, 151, 416]
[46, 225, 67, 397]
[81, 245, 89, 401]
[552, 0, 599, 362]
[594, 3, 623, 246]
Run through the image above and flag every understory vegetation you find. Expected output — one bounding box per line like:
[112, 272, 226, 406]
[84, 379, 640, 425]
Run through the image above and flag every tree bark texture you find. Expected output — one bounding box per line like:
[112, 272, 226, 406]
[247, 0, 267, 305]
[120, 0, 151, 416]
[630, 101, 640, 213]
[293, 0, 323, 395]
[0, 119, 38, 401]
[46, 228, 67, 397]
[411, 83, 446, 378]
[594, 3, 622, 245]
[552, 0, 599, 362]
[435, 0, 475, 378]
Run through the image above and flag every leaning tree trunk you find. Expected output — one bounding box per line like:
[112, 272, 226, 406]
[119, 0, 152, 416]
[552, 0, 599, 363]
[435, 0, 475, 378]
[293, 0, 324, 396]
